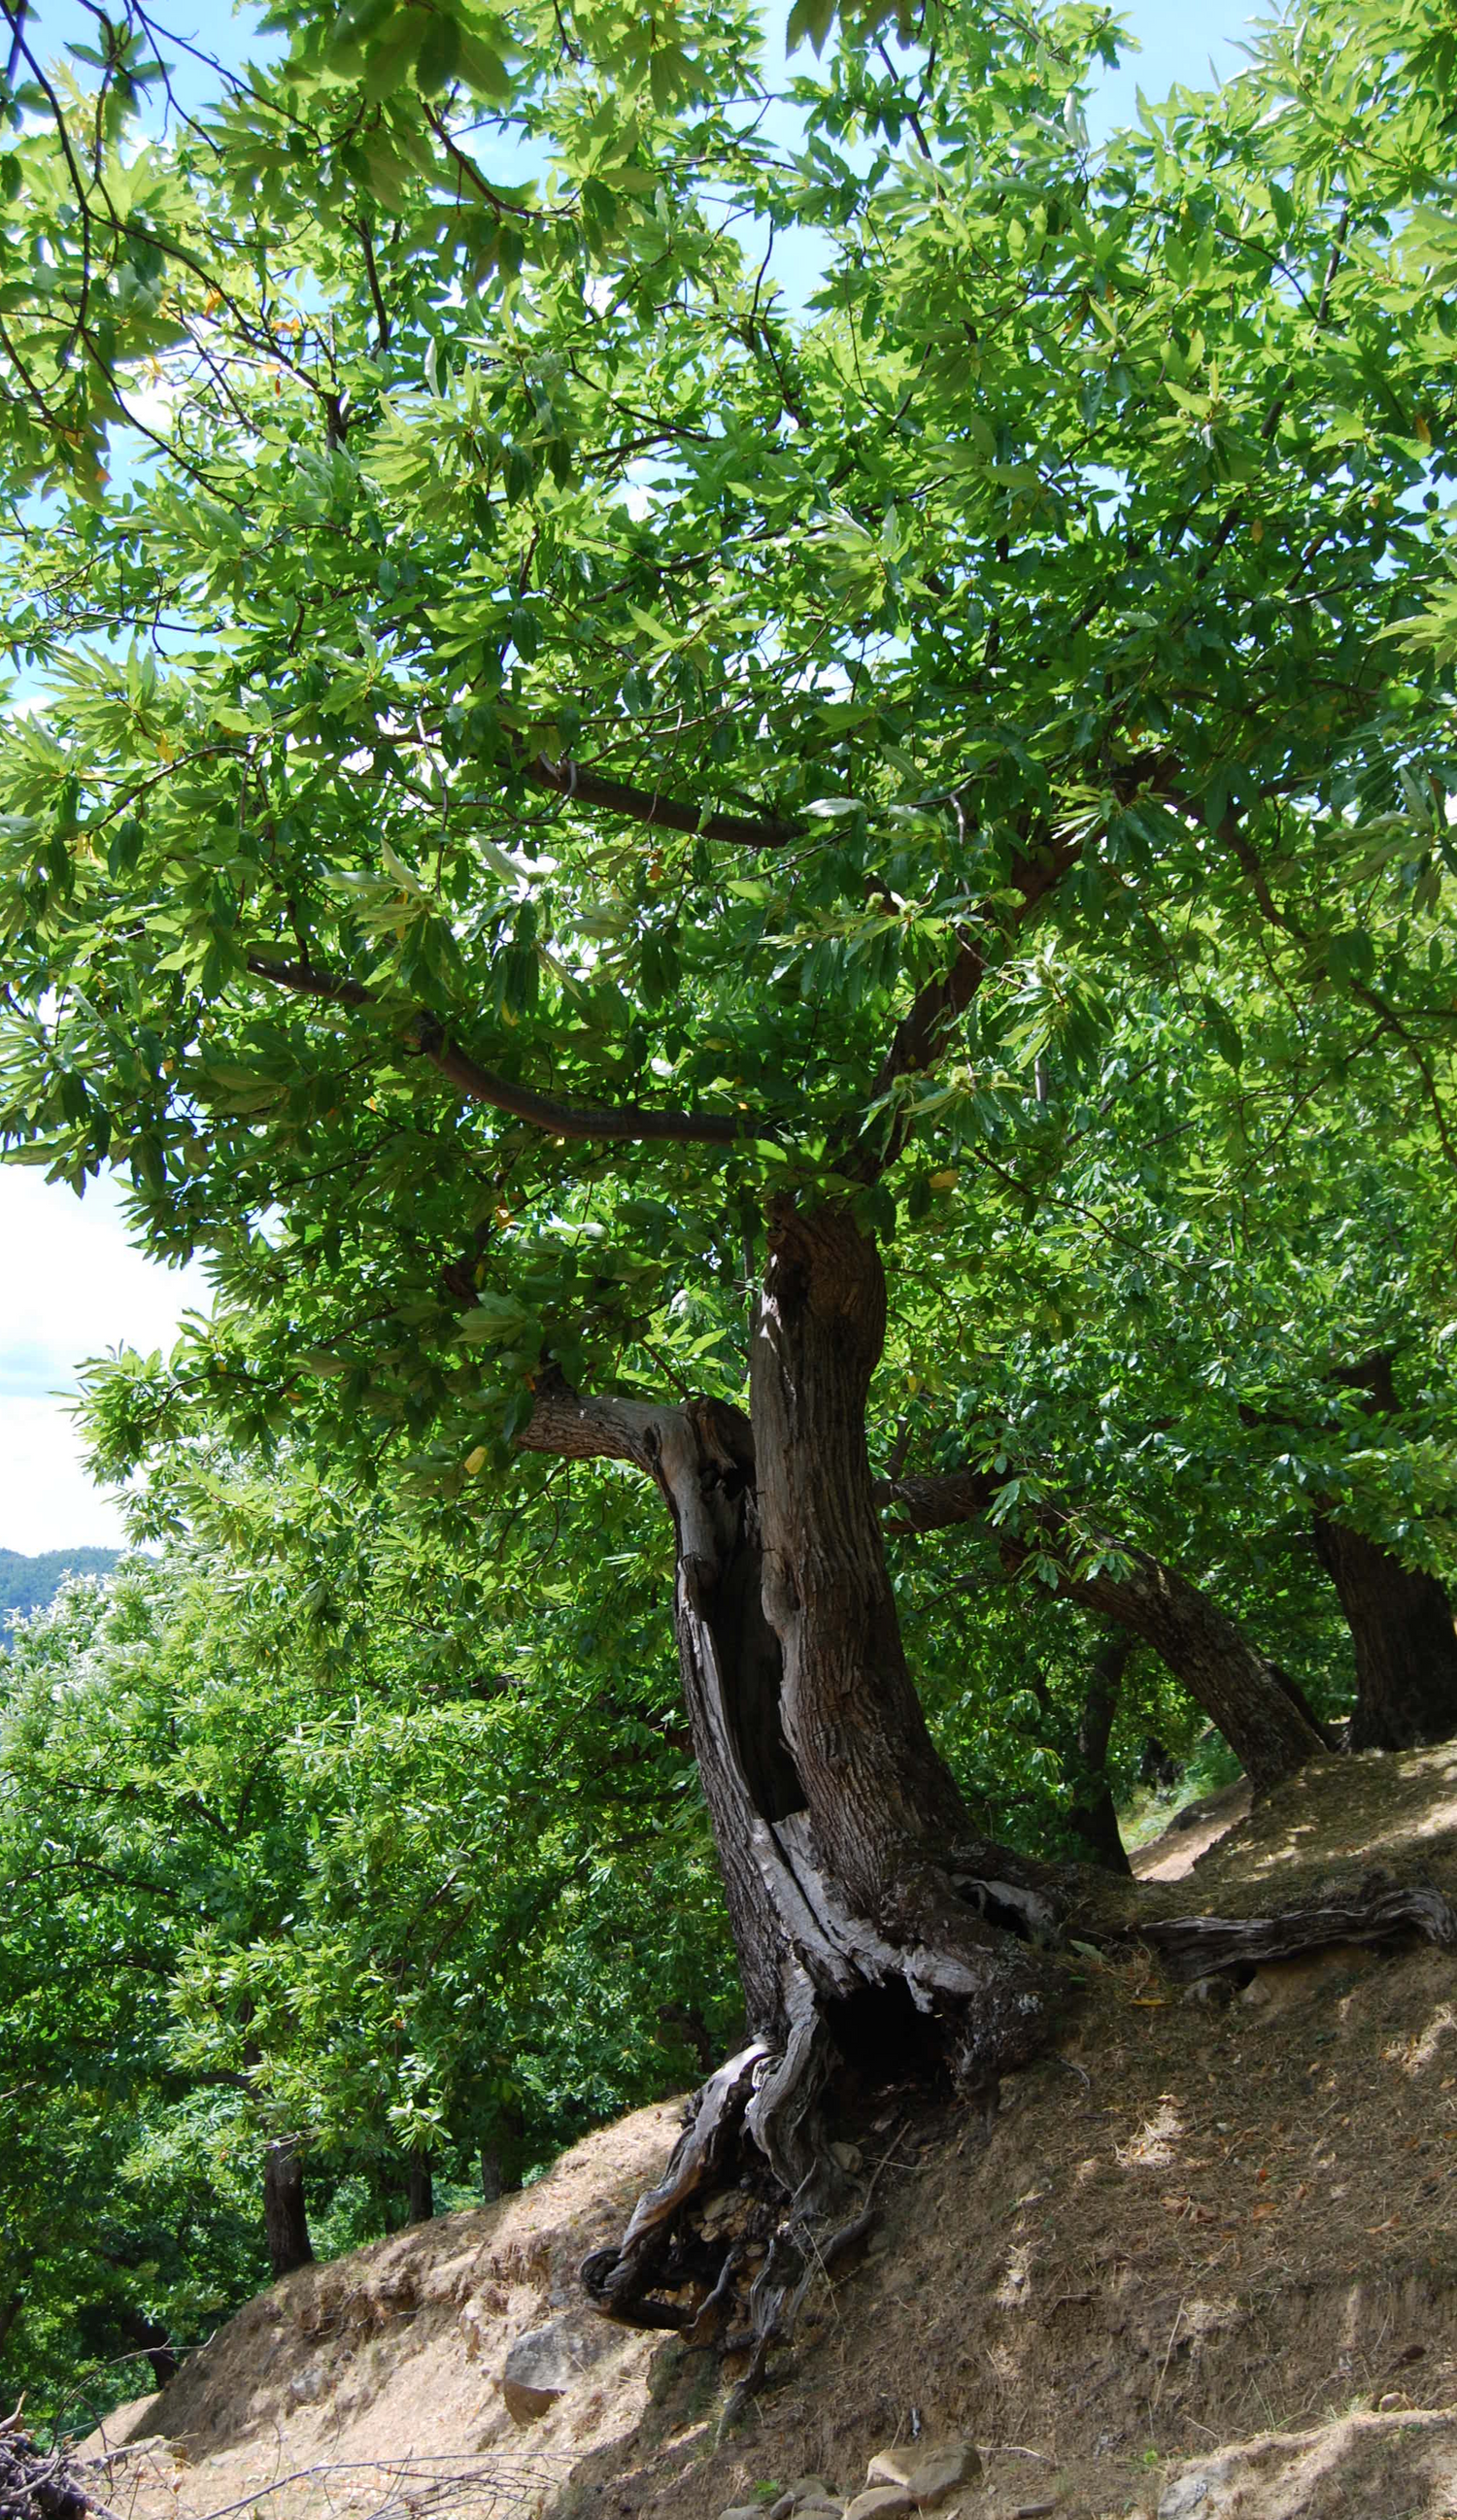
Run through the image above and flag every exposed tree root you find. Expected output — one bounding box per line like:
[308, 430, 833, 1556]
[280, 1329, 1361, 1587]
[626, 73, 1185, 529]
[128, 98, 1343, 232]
[578, 1884, 1055, 2384]
[581, 2044, 771, 2329]
[1138, 1873, 1456, 1981]
[579, 1866, 1457, 2410]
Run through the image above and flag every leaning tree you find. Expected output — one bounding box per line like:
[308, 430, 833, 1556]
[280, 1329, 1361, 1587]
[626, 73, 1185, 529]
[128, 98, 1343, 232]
[4, 0, 1457, 2361]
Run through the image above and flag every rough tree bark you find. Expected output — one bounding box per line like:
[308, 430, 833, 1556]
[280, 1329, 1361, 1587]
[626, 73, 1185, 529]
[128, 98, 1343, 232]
[262, 2138, 314, 2280]
[513, 1217, 1444, 2380]
[1313, 1514, 1457, 1750]
[747, 1204, 1057, 2069]
[877, 1469, 1327, 1793]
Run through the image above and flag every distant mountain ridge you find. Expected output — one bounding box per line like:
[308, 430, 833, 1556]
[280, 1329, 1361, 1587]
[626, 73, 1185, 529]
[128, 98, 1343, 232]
[0, 1546, 119, 1622]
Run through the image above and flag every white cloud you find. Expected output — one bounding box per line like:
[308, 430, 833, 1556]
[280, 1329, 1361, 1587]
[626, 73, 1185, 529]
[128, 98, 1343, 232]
[0, 1397, 129, 1553]
[0, 1166, 211, 1554]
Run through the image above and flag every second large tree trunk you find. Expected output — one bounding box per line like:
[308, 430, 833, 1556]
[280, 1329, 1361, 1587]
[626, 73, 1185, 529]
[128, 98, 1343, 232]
[1313, 1514, 1457, 1749]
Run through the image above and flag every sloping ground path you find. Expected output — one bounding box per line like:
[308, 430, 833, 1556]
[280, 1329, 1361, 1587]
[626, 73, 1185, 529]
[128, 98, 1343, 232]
[78, 1744, 1457, 2520]
[76, 2103, 686, 2520]
[1131, 1780, 1253, 1884]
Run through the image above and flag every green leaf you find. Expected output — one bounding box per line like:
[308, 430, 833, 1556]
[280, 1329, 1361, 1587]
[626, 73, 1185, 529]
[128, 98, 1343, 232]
[456, 30, 513, 96]
[1200, 996, 1243, 1069]
[415, 11, 462, 92]
[786, 0, 837, 52]
[359, 15, 421, 99]
[1327, 929, 1376, 990]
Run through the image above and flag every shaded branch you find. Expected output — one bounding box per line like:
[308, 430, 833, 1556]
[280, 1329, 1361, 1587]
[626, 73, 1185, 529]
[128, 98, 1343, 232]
[522, 754, 800, 851]
[851, 826, 1083, 1176]
[244, 958, 755, 1144]
[875, 1466, 1329, 1788]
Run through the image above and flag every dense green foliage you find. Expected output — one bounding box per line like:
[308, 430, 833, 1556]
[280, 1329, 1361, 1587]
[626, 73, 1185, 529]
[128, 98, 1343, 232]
[4, 0, 1457, 2430]
[0, 1471, 738, 2424]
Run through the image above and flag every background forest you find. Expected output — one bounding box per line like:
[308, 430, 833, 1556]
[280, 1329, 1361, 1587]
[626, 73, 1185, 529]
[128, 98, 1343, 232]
[4, 0, 1457, 2438]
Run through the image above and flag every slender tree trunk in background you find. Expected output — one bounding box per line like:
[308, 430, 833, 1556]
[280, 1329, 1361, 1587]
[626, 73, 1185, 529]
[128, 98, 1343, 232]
[658, 2002, 716, 2073]
[406, 2152, 434, 2224]
[1068, 1633, 1133, 1875]
[1251, 1355, 1457, 1750]
[1065, 1553, 1327, 1791]
[1313, 1514, 1457, 1749]
[263, 2139, 314, 2279]
[480, 2098, 525, 2202]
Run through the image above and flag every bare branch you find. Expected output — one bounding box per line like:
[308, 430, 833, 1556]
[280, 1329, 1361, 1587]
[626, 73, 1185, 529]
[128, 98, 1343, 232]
[514, 1377, 680, 1470]
[876, 1466, 1329, 1785]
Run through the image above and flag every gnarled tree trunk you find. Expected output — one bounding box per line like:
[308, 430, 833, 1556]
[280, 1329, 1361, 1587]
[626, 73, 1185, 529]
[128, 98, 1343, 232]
[1313, 1514, 1457, 1750]
[513, 1212, 1414, 2374]
[522, 1206, 1063, 2350]
[747, 1204, 1057, 2076]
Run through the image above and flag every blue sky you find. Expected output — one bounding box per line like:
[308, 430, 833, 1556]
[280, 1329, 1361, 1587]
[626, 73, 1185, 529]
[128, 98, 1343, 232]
[1, 0, 1270, 1558]
[1086, 0, 1264, 137]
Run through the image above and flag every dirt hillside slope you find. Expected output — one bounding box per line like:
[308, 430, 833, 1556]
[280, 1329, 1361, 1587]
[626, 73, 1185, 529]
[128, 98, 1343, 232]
[79, 1745, 1457, 2520]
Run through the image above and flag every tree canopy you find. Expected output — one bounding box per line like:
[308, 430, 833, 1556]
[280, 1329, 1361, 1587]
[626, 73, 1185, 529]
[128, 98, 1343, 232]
[3, 0, 1456, 1526]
